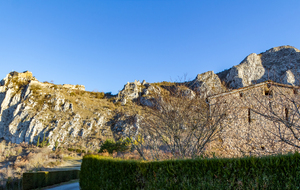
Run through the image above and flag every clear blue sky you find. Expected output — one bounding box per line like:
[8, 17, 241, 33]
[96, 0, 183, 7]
[1, 1, 300, 94]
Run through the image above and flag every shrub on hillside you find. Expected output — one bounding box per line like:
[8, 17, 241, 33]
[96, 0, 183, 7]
[89, 91, 105, 99]
[99, 138, 131, 154]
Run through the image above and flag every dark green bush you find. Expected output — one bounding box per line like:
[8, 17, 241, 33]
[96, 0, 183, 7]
[76, 149, 82, 153]
[80, 152, 300, 190]
[38, 133, 50, 148]
[99, 138, 130, 154]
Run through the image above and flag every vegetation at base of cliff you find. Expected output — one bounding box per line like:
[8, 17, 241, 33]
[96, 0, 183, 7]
[0, 140, 94, 190]
[0, 141, 61, 189]
[98, 138, 131, 154]
[36, 134, 50, 148]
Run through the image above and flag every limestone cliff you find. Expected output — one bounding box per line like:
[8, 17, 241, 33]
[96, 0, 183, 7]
[2, 45, 300, 150]
[221, 45, 300, 89]
[117, 46, 300, 101]
[187, 71, 226, 97]
[0, 71, 112, 149]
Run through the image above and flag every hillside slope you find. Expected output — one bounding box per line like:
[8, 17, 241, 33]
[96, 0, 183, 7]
[0, 71, 115, 149]
[1, 45, 300, 151]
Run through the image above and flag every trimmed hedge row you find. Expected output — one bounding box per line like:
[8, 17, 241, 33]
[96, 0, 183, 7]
[80, 153, 300, 190]
[23, 170, 80, 190]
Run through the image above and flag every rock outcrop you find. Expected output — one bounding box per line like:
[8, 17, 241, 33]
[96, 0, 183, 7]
[110, 114, 141, 140]
[0, 71, 109, 149]
[187, 71, 226, 97]
[117, 80, 145, 105]
[118, 71, 226, 104]
[222, 46, 300, 89]
[1, 45, 300, 151]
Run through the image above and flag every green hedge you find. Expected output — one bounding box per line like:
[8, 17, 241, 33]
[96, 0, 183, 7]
[80, 153, 300, 190]
[23, 170, 80, 190]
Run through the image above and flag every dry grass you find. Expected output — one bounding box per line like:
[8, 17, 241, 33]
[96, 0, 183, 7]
[27, 83, 116, 121]
[97, 148, 176, 161]
[152, 81, 176, 87]
[0, 141, 81, 190]
[98, 146, 219, 161]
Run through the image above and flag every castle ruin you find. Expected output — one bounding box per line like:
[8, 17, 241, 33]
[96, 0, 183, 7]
[207, 81, 300, 157]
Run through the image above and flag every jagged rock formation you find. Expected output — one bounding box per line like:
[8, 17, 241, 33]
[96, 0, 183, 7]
[117, 46, 300, 102]
[110, 114, 141, 140]
[117, 71, 226, 106]
[1, 45, 300, 152]
[139, 84, 161, 107]
[222, 46, 300, 89]
[0, 71, 111, 149]
[117, 80, 162, 107]
[117, 80, 146, 105]
[187, 71, 226, 97]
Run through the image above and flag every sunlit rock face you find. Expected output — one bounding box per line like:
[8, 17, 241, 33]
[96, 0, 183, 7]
[0, 71, 108, 149]
[222, 46, 300, 89]
[188, 71, 226, 97]
[117, 80, 144, 105]
[2, 45, 300, 151]
[225, 53, 265, 88]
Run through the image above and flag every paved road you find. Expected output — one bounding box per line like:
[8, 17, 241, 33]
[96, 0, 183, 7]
[45, 158, 82, 171]
[42, 158, 82, 190]
[44, 182, 80, 190]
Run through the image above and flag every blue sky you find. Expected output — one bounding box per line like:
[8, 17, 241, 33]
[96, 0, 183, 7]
[1, 1, 300, 94]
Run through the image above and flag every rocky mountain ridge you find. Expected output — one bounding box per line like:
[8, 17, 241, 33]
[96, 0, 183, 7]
[219, 45, 300, 88]
[1, 45, 299, 150]
[0, 71, 112, 150]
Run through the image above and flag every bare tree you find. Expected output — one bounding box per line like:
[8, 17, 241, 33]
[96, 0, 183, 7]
[249, 82, 300, 149]
[130, 85, 229, 160]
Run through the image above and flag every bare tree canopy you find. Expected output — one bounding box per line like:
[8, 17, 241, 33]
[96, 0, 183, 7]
[250, 83, 300, 149]
[128, 85, 229, 160]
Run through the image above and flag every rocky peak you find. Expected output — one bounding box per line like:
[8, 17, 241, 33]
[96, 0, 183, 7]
[8, 71, 35, 81]
[264, 45, 300, 54]
[223, 45, 300, 89]
[1, 71, 36, 86]
[117, 80, 146, 105]
[0, 70, 110, 149]
[188, 71, 225, 97]
[2, 46, 300, 150]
